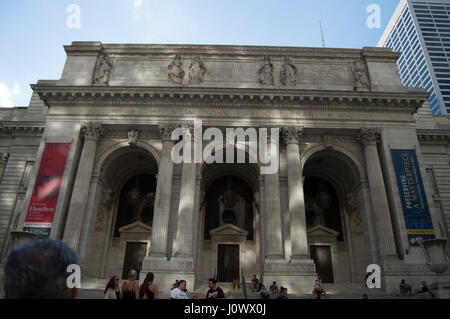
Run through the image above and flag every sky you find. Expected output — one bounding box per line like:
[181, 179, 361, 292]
[0, 0, 400, 108]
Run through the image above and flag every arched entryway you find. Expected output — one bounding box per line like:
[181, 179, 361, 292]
[197, 155, 260, 283]
[85, 145, 159, 280]
[303, 148, 369, 284]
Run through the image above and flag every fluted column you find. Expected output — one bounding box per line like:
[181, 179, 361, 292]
[263, 140, 284, 260]
[149, 124, 175, 259]
[63, 122, 104, 251]
[281, 127, 309, 260]
[0, 152, 10, 183]
[359, 128, 397, 258]
[173, 126, 197, 259]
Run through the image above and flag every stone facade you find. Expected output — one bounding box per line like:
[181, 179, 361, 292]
[1, 42, 450, 296]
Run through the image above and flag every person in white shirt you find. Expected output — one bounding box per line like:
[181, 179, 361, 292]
[170, 280, 198, 299]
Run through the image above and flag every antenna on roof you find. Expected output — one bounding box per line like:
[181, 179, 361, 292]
[320, 20, 326, 48]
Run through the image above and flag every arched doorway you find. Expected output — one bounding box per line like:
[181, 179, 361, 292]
[303, 149, 368, 284]
[197, 158, 260, 283]
[85, 145, 158, 280]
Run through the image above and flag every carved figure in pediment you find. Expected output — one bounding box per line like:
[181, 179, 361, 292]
[280, 57, 297, 86]
[93, 53, 114, 86]
[259, 56, 274, 85]
[168, 54, 185, 84]
[188, 56, 206, 84]
[351, 60, 371, 91]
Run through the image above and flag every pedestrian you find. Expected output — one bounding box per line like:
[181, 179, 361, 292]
[120, 269, 139, 299]
[139, 272, 158, 299]
[206, 278, 225, 299]
[104, 276, 120, 299]
[3, 239, 79, 299]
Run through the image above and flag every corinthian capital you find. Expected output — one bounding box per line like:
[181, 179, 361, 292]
[0, 152, 10, 168]
[81, 122, 105, 141]
[159, 123, 180, 142]
[359, 128, 380, 145]
[281, 126, 304, 145]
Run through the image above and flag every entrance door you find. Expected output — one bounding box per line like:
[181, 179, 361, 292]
[217, 244, 239, 282]
[122, 242, 147, 280]
[310, 245, 334, 283]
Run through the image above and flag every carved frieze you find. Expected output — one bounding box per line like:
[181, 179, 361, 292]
[93, 53, 114, 86]
[259, 56, 274, 85]
[351, 59, 371, 91]
[168, 54, 185, 84]
[188, 56, 206, 84]
[280, 57, 297, 86]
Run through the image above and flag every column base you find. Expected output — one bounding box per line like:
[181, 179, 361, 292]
[263, 258, 316, 295]
[140, 256, 196, 298]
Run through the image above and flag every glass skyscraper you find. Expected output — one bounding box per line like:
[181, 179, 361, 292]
[378, 0, 450, 115]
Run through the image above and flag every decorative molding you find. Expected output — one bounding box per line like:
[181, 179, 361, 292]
[280, 126, 304, 145]
[359, 127, 380, 145]
[417, 131, 450, 144]
[322, 132, 335, 149]
[159, 123, 179, 142]
[81, 122, 105, 141]
[32, 85, 427, 114]
[127, 129, 139, 147]
[0, 125, 45, 137]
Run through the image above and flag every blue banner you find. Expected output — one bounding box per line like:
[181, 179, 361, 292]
[391, 150, 435, 246]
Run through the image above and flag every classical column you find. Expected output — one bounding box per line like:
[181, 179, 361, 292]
[63, 122, 104, 252]
[281, 127, 309, 260]
[149, 124, 175, 259]
[359, 128, 397, 258]
[173, 126, 197, 259]
[0, 152, 10, 183]
[263, 140, 284, 260]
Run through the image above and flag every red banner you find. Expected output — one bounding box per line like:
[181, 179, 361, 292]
[24, 143, 71, 237]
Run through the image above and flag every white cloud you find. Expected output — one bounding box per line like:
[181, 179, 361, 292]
[12, 83, 20, 95]
[0, 82, 20, 108]
[134, 0, 143, 8]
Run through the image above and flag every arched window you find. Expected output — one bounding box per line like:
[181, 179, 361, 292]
[204, 176, 254, 240]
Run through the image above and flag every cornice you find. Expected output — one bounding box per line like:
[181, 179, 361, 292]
[64, 42, 398, 61]
[417, 129, 450, 144]
[31, 85, 428, 114]
[0, 122, 45, 137]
